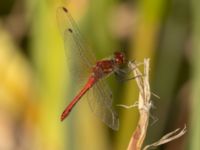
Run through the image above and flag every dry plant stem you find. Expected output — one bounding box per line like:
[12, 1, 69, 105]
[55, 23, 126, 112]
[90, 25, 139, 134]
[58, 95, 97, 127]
[127, 59, 151, 150]
[127, 59, 186, 150]
[143, 125, 187, 150]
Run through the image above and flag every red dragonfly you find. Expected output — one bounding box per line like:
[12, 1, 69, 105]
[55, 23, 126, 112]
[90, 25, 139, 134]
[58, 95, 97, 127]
[57, 7, 126, 130]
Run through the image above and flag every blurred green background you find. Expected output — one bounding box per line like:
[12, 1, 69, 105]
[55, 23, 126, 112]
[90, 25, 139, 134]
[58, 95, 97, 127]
[0, 0, 198, 149]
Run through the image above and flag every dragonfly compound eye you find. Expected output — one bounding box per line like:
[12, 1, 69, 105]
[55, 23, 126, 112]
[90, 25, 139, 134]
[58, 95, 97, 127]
[114, 51, 125, 65]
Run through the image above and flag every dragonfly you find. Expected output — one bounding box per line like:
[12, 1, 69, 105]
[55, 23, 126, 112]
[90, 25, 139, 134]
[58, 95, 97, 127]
[57, 7, 126, 130]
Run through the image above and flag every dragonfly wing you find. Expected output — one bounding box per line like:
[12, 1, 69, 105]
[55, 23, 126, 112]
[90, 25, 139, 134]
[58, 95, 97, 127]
[64, 28, 91, 87]
[57, 7, 96, 68]
[57, 7, 98, 88]
[87, 79, 119, 130]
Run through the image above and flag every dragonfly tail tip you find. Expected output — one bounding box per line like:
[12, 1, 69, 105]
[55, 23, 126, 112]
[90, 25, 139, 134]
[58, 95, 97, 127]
[60, 115, 64, 121]
[60, 113, 67, 121]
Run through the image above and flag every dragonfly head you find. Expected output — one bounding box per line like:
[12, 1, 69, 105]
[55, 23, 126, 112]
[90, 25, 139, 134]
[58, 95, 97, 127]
[114, 51, 126, 66]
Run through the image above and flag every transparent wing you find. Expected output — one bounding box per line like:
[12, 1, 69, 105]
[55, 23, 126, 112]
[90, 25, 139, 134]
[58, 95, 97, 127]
[87, 78, 119, 130]
[64, 28, 91, 87]
[57, 7, 96, 68]
[57, 6, 97, 88]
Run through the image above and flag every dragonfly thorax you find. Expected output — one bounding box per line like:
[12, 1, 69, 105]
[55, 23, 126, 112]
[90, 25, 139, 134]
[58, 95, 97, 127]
[92, 60, 115, 79]
[92, 52, 125, 79]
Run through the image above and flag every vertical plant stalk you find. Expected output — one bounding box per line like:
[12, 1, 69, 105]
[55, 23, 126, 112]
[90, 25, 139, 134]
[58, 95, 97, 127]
[127, 59, 151, 150]
[127, 59, 186, 150]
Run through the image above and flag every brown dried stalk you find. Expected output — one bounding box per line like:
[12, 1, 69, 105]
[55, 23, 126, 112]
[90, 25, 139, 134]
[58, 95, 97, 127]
[126, 59, 186, 150]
